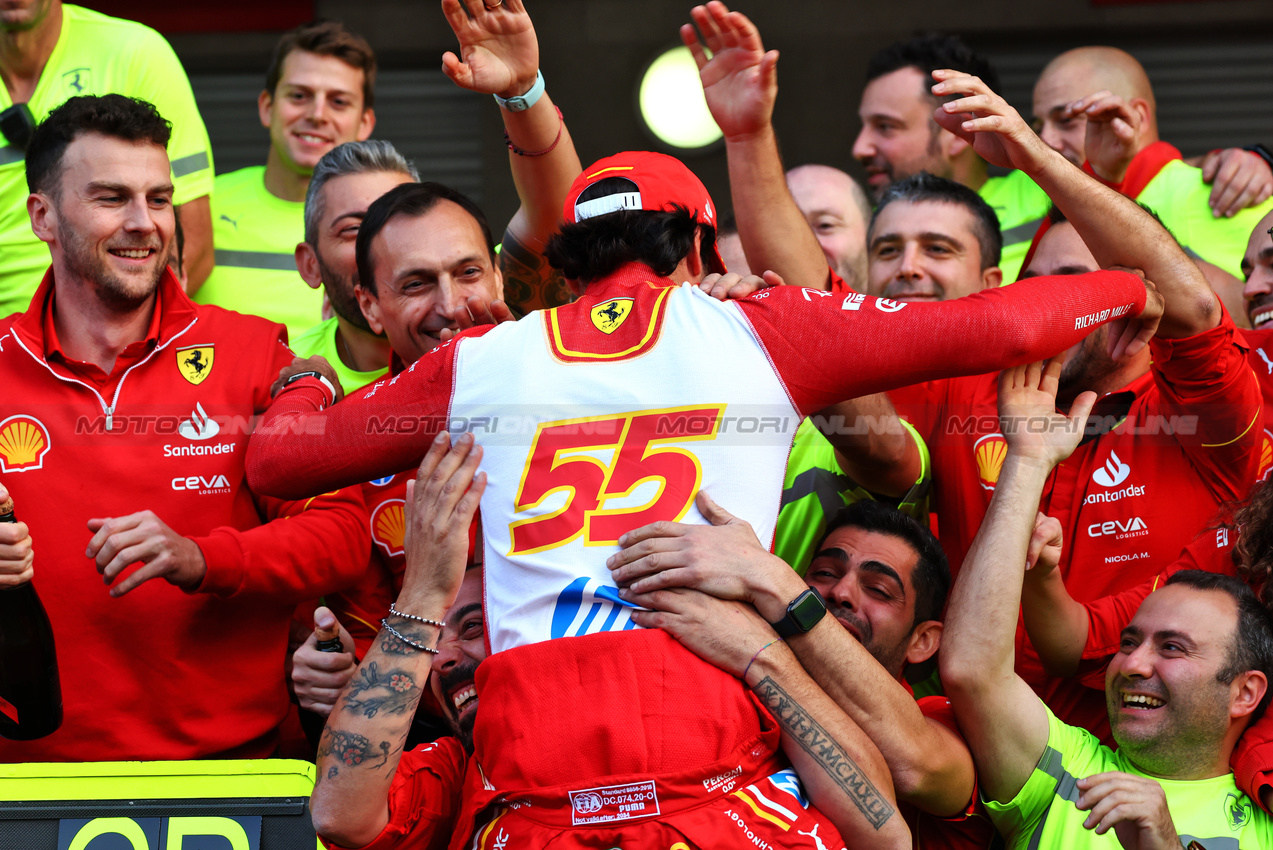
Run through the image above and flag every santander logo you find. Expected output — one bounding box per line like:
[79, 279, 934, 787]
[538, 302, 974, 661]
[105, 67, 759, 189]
[178, 402, 220, 441]
[1092, 450, 1130, 488]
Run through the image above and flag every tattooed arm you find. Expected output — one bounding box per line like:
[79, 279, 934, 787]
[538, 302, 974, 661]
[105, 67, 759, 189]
[310, 433, 487, 848]
[628, 588, 910, 848]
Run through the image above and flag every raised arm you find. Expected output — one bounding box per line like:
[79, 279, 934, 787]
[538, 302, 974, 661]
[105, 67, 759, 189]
[441, 0, 581, 312]
[310, 433, 485, 848]
[934, 71, 1218, 339]
[940, 358, 1095, 803]
[684, 2, 831, 290]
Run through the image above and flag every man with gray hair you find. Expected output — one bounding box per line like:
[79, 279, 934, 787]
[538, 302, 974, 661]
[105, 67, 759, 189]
[786, 164, 872, 293]
[290, 140, 418, 394]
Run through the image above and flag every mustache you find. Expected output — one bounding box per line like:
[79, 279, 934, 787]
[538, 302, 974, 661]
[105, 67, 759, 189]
[828, 604, 873, 646]
[438, 660, 480, 706]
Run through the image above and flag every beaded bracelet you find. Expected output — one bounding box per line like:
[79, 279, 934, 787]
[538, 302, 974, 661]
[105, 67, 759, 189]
[505, 106, 564, 157]
[381, 618, 439, 654]
[743, 637, 784, 682]
[388, 602, 445, 628]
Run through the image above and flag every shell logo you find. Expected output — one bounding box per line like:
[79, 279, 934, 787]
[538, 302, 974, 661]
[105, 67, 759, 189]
[974, 433, 1007, 491]
[0, 415, 51, 473]
[1259, 430, 1273, 482]
[371, 499, 406, 558]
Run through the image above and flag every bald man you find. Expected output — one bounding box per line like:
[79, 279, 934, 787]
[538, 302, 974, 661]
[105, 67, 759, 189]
[786, 164, 871, 293]
[1032, 46, 1273, 278]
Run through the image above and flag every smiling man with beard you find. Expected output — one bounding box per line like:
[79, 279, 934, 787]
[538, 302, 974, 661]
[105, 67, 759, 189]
[942, 356, 1273, 850]
[0, 93, 369, 762]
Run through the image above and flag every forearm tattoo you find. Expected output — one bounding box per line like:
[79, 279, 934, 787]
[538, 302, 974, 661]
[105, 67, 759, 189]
[344, 660, 421, 718]
[378, 617, 435, 656]
[499, 229, 572, 313]
[317, 729, 392, 770]
[753, 676, 896, 830]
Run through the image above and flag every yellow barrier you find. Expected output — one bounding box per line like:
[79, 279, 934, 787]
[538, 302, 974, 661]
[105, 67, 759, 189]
[0, 759, 321, 849]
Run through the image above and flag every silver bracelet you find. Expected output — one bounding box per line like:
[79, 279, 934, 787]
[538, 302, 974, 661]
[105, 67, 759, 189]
[389, 602, 445, 628]
[380, 618, 439, 654]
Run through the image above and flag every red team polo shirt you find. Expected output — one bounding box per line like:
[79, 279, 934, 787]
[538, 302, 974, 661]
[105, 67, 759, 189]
[893, 309, 1261, 738]
[0, 269, 370, 762]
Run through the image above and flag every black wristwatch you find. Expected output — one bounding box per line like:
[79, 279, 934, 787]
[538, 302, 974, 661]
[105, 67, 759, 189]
[769, 588, 827, 638]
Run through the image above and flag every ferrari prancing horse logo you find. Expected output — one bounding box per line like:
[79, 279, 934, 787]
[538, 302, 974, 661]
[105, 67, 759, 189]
[590, 298, 633, 335]
[177, 345, 214, 385]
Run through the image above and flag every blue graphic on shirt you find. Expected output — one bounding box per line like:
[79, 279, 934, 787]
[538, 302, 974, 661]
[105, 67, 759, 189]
[550, 576, 642, 639]
[768, 768, 810, 809]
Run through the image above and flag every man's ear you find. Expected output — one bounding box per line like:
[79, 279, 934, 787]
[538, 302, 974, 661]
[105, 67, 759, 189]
[1231, 670, 1268, 721]
[295, 242, 324, 290]
[982, 265, 1004, 289]
[258, 89, 274, 131]
[28, 192, 56, 244]
[905, 620, 943, 666]
[356, 108, 376, 142]
[686, 229, 705, 279]
[355, 283, 384, 335]
[1128, 97, 1154, 142]
[943, 129, 971, 160]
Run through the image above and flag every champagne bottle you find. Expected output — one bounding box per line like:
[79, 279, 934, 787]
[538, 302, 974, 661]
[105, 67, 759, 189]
[0, 496, 63, 740]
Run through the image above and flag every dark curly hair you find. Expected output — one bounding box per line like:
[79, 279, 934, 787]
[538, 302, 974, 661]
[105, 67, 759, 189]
[866, 32, 1000, 95]
[545, 177, 717, 285]
[1232, 476, 1273, 606]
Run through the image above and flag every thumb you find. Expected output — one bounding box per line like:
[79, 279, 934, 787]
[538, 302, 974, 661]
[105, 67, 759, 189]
[0, 482, 8, 503]
[313, 606, 340, 640]
[697, 491, 736, 526]
[761, 269, 785, 288]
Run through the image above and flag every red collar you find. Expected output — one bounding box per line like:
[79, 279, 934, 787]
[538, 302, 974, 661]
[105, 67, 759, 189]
[1019, 142, 1183, 277]
[1082, 140, 1183, 198]
[13, 265, 198, 372]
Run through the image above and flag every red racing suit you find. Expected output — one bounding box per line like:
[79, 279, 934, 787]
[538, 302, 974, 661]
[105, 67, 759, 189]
[0, 269, 370, 762]
[892, 309, 1261, 738]
[247, 262, 1149, 840]
[907, 694, 997, 850]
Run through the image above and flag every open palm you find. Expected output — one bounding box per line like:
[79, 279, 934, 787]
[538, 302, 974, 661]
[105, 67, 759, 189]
[441, 0, 538, 97]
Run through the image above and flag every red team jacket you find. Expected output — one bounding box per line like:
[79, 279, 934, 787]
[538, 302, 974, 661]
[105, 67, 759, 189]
[0, 270, 370, 761]
[893, 310, 1261, 739]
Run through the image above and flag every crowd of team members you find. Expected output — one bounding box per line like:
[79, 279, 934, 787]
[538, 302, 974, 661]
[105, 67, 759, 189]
[1, 0, 1273, 848]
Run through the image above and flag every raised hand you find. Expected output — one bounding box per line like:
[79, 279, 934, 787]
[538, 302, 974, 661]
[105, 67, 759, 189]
[1066, 91, 1141, 184]
[1025, 512, 1063, 574]
[931, 69, 1054, 174]
[997, 358, 1095, 468]
[682, 1, 778, 141]
[440, 0, 538, 99]
[397, 431, 486, 613]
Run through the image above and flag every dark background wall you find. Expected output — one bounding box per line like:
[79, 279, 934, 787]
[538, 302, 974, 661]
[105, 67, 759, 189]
[98, 0, 1273, 234]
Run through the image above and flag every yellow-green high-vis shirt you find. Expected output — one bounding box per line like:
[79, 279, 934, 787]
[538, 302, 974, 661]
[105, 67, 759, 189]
[987, 702, 1272, 850]
[1137, 159, 1273, 280]
[979, 169, 1052, 284]
[0, 4, 214, 319]
[290, 316, 388, 397]
[195, 166, 322, 341]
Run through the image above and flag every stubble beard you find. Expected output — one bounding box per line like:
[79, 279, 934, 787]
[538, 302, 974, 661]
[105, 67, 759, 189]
[316, 248, 378, 335]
